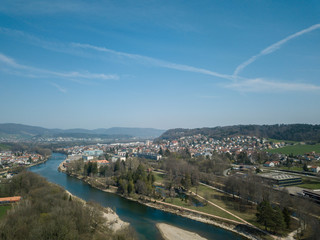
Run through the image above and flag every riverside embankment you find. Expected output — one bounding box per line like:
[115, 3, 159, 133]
[30, 153, 246, 240]
[57, 156, 265, 240]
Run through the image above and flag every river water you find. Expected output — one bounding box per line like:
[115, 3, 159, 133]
[30, 153, 243, 240]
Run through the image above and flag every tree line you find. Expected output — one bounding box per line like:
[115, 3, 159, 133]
[156, 124, 320, 142]
[224, 174, 320, 238]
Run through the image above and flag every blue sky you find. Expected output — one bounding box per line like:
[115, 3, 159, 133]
[0, 0, 319, 130]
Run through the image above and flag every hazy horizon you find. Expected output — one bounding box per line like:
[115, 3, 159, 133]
[0, 1, 319, 129]
[1, 121, 319, 132]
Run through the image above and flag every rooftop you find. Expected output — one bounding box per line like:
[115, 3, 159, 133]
[260, 173, 300, 180]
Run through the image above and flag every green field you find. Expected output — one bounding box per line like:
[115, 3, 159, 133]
[153, 172, 165, 184]
[0, 205, 11, 220]
[279, 166, 304, 171]
[268, 139, 298, 144]
[166, 196, 240, 222]
[189, 185, 258, 224]
[267, 143, 320, 155]
[298, 179, 320, 190]
[0, 144, 11, 151]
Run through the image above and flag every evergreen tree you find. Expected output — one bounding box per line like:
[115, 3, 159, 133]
[270, 206, 286, 233]
[127, 180, 134, 195]
[282, 207, 291, 229]
[164, 148, 171, 156]
[256, 200, 273, 230]
[158, 147, 163, 155]
[303, 163, 308, 171]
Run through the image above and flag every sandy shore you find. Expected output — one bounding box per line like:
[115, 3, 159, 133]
[102, 208, 129, 232]
[64, 189, 129, 232]
[157, 223, 207, 240]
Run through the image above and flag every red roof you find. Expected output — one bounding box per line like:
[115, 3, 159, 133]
[0, 196, 21, 202]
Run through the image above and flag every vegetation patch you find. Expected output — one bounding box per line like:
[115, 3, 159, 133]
[153, 172, 165, 184]
[191, 185, 257, 224]
[0, 171, 136, 240]
[166, 196, 240, 221]
[298, 179, 320, 190]
[0, 205, 11, 220]
[0, 144, 11, 151]
[267, 139, 298, 144]
[266, 143, 320, 155]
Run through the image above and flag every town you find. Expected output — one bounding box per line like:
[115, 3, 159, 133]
[58, 134, 320, 171]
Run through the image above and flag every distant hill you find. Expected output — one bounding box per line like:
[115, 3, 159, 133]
[0, 123, 165, 140]
[156, 124, 320, 142]
[0, 123, 55, 138]
[94, 127, 165, 138]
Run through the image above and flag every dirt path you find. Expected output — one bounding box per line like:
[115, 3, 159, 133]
[189, 190, 251, 225]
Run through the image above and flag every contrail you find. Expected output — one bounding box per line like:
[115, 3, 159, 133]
[233, 23, 320, 77]
[72, 43, 235, 81]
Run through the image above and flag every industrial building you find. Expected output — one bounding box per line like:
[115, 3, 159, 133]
[259, 173, 302, 187]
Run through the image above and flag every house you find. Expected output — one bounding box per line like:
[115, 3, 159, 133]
[82, 155, 94, 161]
[264, 161, 280, 167]
[111, 155, 126, 163]
[83, 150, 104, 156]
[264, 161, 275, 167]
[308, 166, 320, 173]
[90, 160, 109, 167]
[0, 196, 21, 205]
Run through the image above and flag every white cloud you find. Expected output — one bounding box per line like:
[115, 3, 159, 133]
[49, 82, 67, 93]
[225, 78, 320, 92]
[234, 23, 320, 77]
[72, 43, 234, 80]
[0, 52, 118, 81]
[0, 53, 25, 69]
[2, 27, 320, 94]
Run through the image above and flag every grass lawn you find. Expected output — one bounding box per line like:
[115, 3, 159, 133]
[166, 196, 240, 222]
[153, 172, 165, 184]
[266, 143, 320, 155]
[0, 205, 11, 220]
[278, 166, 304, 171]
[268, 139, 298, 144]
[298, 178, 320, 190]
[189, 185, 298, 238]
[190, 185, 257, 224]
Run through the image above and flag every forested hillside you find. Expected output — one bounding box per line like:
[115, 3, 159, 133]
[0, 171, 135, 240]
[156, 124, 320, 142]
[0, 123, 165, 140]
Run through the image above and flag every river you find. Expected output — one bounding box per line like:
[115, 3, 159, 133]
[30, 153, 243, 240]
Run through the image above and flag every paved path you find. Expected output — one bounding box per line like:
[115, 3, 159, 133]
[189, 189, 273, 238]
[189, 190, 251, 225]
[152, 198, 244, 225]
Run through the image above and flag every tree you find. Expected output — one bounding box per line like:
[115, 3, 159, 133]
[147, 172, 155, 184]
[181, 174, 191, 190]
[127, 180, 134, 195]
[270, 206, 285, 233]
[256, 200, 273, 230]
[237, 152, 251, 164]
[158, 147, 163, 156]
[118, 179, 128, 195]
[164, 149, 171, 157]
[303, 163, 308, 172]
[282, 207, 291, 229]
[257, 200, 286, 233]
[135, 180, 147, 195]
